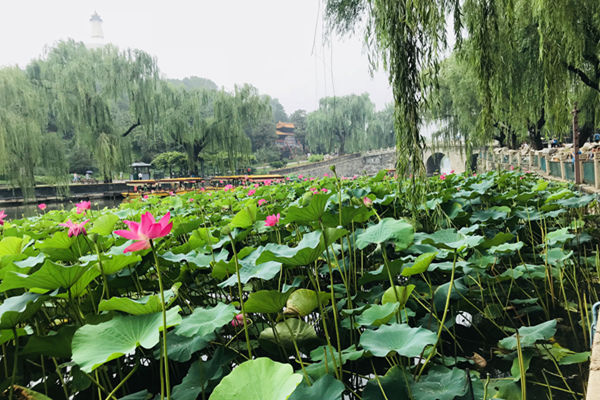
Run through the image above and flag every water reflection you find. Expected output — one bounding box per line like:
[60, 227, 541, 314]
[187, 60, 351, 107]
[2, 198, 123, 220]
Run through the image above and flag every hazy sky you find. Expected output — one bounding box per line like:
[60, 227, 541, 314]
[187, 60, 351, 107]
[0, 1, 393, 114]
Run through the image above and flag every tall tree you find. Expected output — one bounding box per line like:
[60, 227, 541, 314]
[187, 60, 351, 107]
[0, 67, 46, 198]
[26, 40, 161, 182]
[306, 94, 373, 155]
[325, 0, 459, 178]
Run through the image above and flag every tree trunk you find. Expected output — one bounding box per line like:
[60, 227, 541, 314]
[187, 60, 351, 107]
[578, 120, 595, 146]
[527, 109, 545, 150]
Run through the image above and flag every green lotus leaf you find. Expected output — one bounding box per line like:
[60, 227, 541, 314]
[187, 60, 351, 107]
[13, 253, 45, 268]
[71, 307, 181, 372]
[355, 302, 399, 327]
[0, 259, 96, 292]
[175, 302, 236, 338]
[470, 206, 510, 222]
[209, 357, 302, 400]
[401, 252, 437, 276]
[478, 232, 514, 249]
[362, 366, 410, 400]
[422, 229, 483, 250]
[36, 231, 77, 261]
[289, 374, 344, 400]
[381, 284, 415, 307]
[22, 326, 77, 358]
[172, 346, 235, 400]
[218, 247, 281, 287]
[259, 318, 319, 354]
[229, 203, 257, 229]
[410, 366, 468, 400]
[161, 250, 214, 269]
[545, 227, 575, 246]
[160, 329, 214, 363]
[0, 236, 25, 256]
[81, 253, 142, 275]
[285, 288, 329, 316]
[244, 290, 291, 313]
[99, 286, 179, 315]
[360, 323, 436, 358]
[256, 230, 324, 267]
[498, 319, 557, 350]
[488, 241, 524, 254]
[89, 214, 120, 235]
[284, 193, 332, 224]
[305, 345, 364, 379]
[356, 218, 414, 250]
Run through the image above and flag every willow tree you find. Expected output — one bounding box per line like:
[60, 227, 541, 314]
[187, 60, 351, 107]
[306, 94, 374, 154]
[534, 0, 600, 144]
[159, 83, 215, 175]
[209, 85, 269, 173]
[26, 40, 161, 182]
[325, 0, 459, 178]
[0, 67, 46, 199]
[460, 0, 600, 146]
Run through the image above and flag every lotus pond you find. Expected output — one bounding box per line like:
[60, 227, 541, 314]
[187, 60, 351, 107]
[0, 170, 597, 400]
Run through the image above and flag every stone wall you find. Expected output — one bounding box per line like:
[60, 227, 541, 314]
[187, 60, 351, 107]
[273, 148, 397, 177]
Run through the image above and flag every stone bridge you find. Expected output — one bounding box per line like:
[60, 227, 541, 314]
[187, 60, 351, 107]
[273, 146, 469, 177]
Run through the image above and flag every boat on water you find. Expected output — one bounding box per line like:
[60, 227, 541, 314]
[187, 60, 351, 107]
[121, 174, 285, 199]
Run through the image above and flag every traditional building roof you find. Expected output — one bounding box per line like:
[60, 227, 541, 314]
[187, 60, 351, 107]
[276, 121, 296, 136]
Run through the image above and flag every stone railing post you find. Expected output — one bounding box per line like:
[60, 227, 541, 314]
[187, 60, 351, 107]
[545, 156, 551, 176]
[528, 150, 533, 171]
[560, 160, 566, 180]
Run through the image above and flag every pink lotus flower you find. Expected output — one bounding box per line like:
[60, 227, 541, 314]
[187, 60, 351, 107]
[440, 174, 446, 181]
[449, 170, 455, 174]
[303, 178, 308, 181]
[200, 187, 206, 192]
[298, 175, 303, 179]
[254, 183, 259, 188]
[265, 213, 280, 227]
[309, 177, 315, 181]
[353, 175, 358, 180]
[0, 210, 6, 226]
[114, 211, 173, 253]
[169, 191, 175, 196]
[264, 179, 272, 186]
[321, 188, 328, 193]
[510, 165, 515, 171]
[324, 173, 329, 177]
[363, 197, 373, 207]
[59, 219, 89, 237]
[231, 313, 244, 327]
[519, 176, 525, 180]
[258, 199, 267, 206]
[38, 203, 47, 211]
[75, 201, 91, 214]
[223, 184, 234, 192]
[219, 180, 224, 184]
[247, 189, 256, 196]
[188, 198, 194, 203]
[473, 173, 477, 177]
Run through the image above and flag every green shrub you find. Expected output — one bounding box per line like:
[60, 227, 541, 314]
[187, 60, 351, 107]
[308, 154, 324, 162]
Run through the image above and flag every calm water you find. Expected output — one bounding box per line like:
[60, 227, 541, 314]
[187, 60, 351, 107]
[3, 198, 122, 220]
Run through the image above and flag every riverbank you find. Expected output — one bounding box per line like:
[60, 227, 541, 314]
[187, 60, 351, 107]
[0, 182, 128, 207]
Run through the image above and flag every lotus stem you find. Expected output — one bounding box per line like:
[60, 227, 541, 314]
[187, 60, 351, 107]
[150, 240, 171, 400]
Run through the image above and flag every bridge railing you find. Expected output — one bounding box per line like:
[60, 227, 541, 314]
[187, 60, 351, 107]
[479, 148, 600, 190]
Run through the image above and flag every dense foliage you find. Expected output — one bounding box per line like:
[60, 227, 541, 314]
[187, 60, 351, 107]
[0, 170, 596, 399]
[325, 0, 600, 164]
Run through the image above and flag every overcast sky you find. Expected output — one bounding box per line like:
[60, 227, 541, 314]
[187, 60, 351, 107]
[0, 1, 393, 114]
